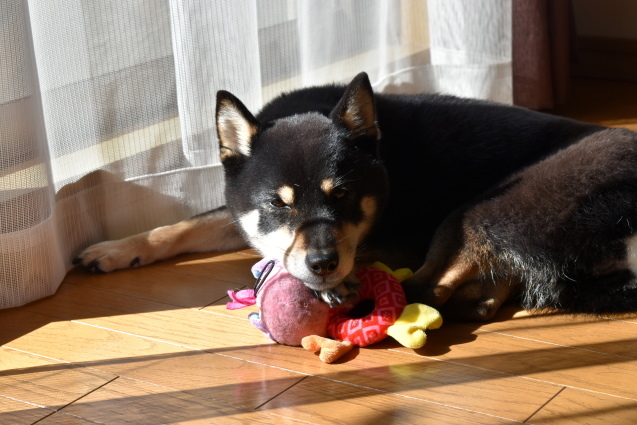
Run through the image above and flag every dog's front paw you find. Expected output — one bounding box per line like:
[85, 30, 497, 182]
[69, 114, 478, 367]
[73, 237, 148, 273]
[315, 279, 361, 308]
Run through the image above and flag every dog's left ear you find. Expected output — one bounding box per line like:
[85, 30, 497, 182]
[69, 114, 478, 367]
[330, 72, 380, 140]
[216, 91, 260, 162]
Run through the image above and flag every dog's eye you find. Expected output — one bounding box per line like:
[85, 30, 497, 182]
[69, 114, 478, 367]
[270, 197, 289, 209]
[332, 188, 347, 200]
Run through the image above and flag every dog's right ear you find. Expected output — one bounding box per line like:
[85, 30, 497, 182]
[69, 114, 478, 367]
[216, 91, 260, 162]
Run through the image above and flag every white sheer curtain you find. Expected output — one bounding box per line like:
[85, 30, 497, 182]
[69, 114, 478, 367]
[0, 0, 511, 309]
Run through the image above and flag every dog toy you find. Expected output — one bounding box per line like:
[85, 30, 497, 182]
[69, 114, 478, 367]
[227, 259, 442, 363]
[327, 262, 412, 347]
[387, 303, 443, 347]
[229, 258, 331, 346]
[301, 335, 354, 364]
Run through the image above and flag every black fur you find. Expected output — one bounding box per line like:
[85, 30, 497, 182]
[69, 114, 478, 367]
[457, 127, 637, 313]
[257, 83, 600, 263]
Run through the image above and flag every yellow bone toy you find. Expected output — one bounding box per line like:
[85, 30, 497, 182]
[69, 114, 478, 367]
[386, 303, 443, 349]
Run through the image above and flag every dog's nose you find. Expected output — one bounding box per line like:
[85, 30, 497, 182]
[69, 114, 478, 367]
[306, 251, 339, 276]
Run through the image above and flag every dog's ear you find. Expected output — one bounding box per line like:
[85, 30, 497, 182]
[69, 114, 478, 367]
[216, 91, 260, 162]
[330, 72, 380, 140]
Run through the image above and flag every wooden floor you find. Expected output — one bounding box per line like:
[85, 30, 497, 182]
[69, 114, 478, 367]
[3, 78, 637, 424]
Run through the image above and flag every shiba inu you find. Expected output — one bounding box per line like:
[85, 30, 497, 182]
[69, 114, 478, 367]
[75, 72, 637, 320]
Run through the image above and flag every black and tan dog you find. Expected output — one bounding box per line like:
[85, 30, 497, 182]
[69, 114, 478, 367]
[75, 72, 637, 320]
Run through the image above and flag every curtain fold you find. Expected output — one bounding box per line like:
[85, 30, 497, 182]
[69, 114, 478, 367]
[512, 0, 574, 109]
[0, 0, 512, 309]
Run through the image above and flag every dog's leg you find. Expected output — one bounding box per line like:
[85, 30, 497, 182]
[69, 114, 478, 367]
[73, 207, 247, 273]
[436, 276, 515, 321]
[403, 209, 516, 321]
[406, 258, 480, 307]
[405, 255, 515, 321]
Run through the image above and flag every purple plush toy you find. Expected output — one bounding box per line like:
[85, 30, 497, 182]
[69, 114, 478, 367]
[230, 258, 330, 346]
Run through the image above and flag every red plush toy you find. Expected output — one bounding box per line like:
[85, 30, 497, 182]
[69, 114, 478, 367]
[227, 259, 442, 363]
[328, 265, 408, 346]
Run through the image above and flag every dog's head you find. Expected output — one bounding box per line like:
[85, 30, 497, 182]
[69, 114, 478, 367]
[216, 72, 388, 291]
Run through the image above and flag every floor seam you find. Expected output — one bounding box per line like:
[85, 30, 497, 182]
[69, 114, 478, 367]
[253, 375, 309, 411]
[523, 386, 566, 423]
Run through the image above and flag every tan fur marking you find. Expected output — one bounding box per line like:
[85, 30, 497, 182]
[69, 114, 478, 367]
[277, 185, 295, 206]
[288, 230, 309, 253]
[360, 196, 377, 220]
[321, 178, 334, 195]
[343, 108, 363, 130]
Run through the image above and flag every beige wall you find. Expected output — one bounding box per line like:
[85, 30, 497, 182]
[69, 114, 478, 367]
[573, 0, 637, 39]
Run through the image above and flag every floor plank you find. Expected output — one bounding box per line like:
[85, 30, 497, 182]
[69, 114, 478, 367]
[64, 250, 256, 309]
[225, 340, 561, 422]
[527, 388, 637, 425]
[2, 308, 192, 370]
[200, 294, 260, 320]
[0, 346, 62, 373]
[394, 323, 637, 401]
[59, 377, 308, 425]
[0, 396, 54, 425]
[466, 305, 637, 360]
[37, 412, 99, 424]
[0, 360, 114, 412]
[1, 308, 67, 347]
[33, 284, 266, 352]
[258, 376, 516, 424]
[1, 310, 307, 413]
[101, 350, 305, 410]
[152, 250, 259, 280]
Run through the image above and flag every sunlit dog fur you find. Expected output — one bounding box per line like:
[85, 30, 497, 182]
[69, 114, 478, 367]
[75, 72, 637, 320]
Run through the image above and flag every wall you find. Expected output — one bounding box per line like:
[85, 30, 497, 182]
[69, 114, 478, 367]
[573, 0, 637, 40]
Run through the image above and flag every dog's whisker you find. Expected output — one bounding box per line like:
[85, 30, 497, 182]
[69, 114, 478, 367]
[336, 235, 350, 244]
[220, 219, 240, 228]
